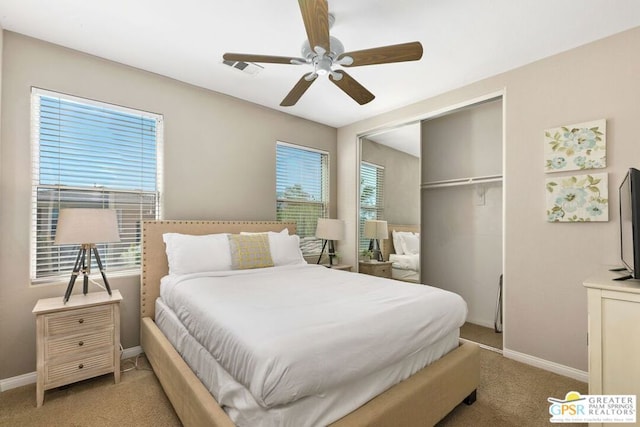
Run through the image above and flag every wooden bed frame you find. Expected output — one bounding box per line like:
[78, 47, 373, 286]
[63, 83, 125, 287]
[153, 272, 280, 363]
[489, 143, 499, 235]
[139, 220, 479, 426]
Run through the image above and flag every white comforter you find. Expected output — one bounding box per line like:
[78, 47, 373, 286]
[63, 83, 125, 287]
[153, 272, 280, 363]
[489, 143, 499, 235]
[389, 253, 420, 271]
[160, 264, 466, 409]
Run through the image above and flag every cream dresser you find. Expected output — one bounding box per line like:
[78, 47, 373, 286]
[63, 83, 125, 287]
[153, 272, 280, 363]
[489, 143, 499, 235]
[584, 270, 640, 427]
[33, 290, 122, 407]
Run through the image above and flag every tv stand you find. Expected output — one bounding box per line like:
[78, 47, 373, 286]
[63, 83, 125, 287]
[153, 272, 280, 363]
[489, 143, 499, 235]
[608, 266, 627, 272]
[613, 274, 633, 281]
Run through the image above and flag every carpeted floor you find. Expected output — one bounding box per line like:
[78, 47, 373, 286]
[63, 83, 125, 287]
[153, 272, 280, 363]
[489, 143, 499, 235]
[460, 322, 503, 350]
[1, 351, 586, 426]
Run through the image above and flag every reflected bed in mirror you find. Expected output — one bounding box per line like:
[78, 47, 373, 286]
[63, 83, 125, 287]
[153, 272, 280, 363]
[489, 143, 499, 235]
[359, 122, 421, 282]
[381, 224, 420, 283]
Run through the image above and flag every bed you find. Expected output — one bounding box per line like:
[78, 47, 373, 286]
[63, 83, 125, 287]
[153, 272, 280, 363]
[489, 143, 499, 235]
[140, 220, 479, 427]
[381, 224, 421, 283]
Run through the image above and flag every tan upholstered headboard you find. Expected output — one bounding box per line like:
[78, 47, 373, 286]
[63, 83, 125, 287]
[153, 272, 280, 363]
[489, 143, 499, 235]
[140, 220, 297, 319]
[381, 224, 420, 261]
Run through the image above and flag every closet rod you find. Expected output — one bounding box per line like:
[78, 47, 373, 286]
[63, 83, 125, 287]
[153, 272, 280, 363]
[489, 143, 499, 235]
[421, 174, 503, 189]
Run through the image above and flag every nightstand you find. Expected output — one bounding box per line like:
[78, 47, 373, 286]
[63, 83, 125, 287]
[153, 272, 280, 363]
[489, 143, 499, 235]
[33, 290, 122, 407]
[359, 261, 393, 278]
[323, 264, 353, 272]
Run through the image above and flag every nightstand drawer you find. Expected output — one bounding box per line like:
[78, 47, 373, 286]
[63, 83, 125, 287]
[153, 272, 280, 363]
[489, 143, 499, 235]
[45, 351, 114, 386]
[376, 265, 391, 277]
[45, 305, 113, 336]
[359, 261, 394, 278]
[47, 329, 113, 358]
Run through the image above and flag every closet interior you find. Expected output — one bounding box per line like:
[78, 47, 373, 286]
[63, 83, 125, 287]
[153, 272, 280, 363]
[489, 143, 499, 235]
[420, 97, 504, 350]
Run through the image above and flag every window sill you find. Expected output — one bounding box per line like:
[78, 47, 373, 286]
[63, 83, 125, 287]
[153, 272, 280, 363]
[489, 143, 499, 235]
[30, 269, 141, 287]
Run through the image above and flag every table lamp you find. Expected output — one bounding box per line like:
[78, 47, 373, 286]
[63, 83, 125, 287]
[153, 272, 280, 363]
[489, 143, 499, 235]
[315, 218, 345, 265]
[54, 208, 120, 303]
[364, 220, 388, 262]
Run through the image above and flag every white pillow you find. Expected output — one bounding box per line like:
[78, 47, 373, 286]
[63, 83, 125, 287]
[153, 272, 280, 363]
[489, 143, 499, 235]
[269, 233, 306, 266]
[241, 229, 305, 266]
[162, 233, 232, 275]
[400, 232, 420, 255]
[392, 230, 414, 255]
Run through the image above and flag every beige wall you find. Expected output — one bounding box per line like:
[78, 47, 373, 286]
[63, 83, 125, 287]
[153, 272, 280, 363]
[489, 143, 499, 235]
[339, 26, 640, 372]
[361, 139, 420, 226]
[0, 32, 337, 379]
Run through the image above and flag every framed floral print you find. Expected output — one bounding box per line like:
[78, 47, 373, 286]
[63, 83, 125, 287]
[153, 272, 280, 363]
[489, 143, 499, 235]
[544, 119, 606, 173]
[546, 173, 608, 222]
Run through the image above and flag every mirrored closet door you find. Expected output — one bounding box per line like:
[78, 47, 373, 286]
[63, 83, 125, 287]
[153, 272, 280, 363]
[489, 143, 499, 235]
[358, 123, 421, 283]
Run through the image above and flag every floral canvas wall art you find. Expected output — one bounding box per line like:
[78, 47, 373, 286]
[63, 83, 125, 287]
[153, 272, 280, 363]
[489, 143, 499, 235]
[544, 119, 606, 173]
[546, 173, 608, 222]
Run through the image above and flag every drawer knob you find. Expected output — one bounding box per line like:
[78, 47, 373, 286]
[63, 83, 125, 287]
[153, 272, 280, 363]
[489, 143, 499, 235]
[78, 341, 84, 346]
[78, 364, 84, 369]
[78, 318, 84, 324]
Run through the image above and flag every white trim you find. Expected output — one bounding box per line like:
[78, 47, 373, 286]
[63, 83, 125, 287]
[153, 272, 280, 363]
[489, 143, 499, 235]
[31, 87, 163, 120]
[503, 347, 588, 383]
[0, 371, 37, 392]
[121, 345, 143, 360]
[0, 346, 145, 392]
[276, 140, 329, 156]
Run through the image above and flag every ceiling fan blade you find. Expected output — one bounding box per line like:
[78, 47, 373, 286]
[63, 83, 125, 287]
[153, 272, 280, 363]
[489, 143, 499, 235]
[339, 41, 423, 67]
[298, 0, 330, 54]
[280, 73, 317, 106]
[223, 53, 305, 65]
[329, 70, 375, 105]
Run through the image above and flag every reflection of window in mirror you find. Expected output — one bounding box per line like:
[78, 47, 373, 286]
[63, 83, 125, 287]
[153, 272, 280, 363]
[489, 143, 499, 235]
[360, 161, 384, 253]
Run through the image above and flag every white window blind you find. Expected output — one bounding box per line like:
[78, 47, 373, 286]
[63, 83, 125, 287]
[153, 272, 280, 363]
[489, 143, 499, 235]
[360, 161, 385, 252]
[276, 142, 329, 255]
[31, 88, 163, 283]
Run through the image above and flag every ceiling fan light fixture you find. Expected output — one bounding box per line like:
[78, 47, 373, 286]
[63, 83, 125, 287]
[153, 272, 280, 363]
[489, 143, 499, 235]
[222, 0, 423, 106]
[314, 56, 332, 75]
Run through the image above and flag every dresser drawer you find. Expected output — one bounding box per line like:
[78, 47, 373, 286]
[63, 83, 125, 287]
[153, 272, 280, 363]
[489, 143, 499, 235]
[45, 305, 113, 336]
[45, 351, 114, 386]
[46, 329, 114, 359]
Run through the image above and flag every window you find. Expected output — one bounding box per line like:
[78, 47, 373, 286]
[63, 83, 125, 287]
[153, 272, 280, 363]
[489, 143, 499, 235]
[276, 142, 329, 255]
[360, 161, 385, 252]
[31, 88, 163, 282]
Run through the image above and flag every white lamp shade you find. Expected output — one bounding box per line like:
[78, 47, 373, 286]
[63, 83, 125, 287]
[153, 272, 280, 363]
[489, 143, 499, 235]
[364, 220, 388, 239]
[54, 209, 121, 245]
[315, 218, 345, 241]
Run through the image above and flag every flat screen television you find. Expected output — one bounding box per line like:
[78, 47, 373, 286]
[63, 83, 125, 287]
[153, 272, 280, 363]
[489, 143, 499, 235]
[618, 167, 640, 280]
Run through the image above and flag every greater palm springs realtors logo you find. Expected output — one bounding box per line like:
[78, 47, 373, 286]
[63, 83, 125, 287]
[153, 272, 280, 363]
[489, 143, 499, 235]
[548, 391, 636, 423]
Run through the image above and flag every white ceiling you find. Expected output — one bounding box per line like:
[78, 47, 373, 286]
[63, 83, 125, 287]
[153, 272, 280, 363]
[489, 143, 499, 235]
[1, 0, 639, 133]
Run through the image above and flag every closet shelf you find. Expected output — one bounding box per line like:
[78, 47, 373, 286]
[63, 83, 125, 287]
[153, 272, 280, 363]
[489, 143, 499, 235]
[421, 174, 503, 189]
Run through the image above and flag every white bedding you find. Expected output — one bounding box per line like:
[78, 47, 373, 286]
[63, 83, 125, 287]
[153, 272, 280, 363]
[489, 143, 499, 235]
[389, 253, 420, 272]
[160, 264, 466, 410]
[156, 298, 460, 427]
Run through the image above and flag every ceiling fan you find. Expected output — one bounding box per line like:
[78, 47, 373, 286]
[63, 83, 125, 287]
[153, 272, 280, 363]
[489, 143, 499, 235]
[222, 0, 423, 107]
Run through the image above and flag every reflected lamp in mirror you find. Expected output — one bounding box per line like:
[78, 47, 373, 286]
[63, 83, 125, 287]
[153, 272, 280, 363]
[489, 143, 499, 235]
[54, 208, 120, 303]
[315, 218, 345, 265]
[364, 220, 388, 262]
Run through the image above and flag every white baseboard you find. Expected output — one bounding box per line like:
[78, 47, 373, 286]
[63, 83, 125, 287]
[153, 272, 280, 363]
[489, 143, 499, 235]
[121, 345, 143, 359]
[0, 371, 37, 392]
[503, 347, 588, 383]
[0, 346, 144, 392]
